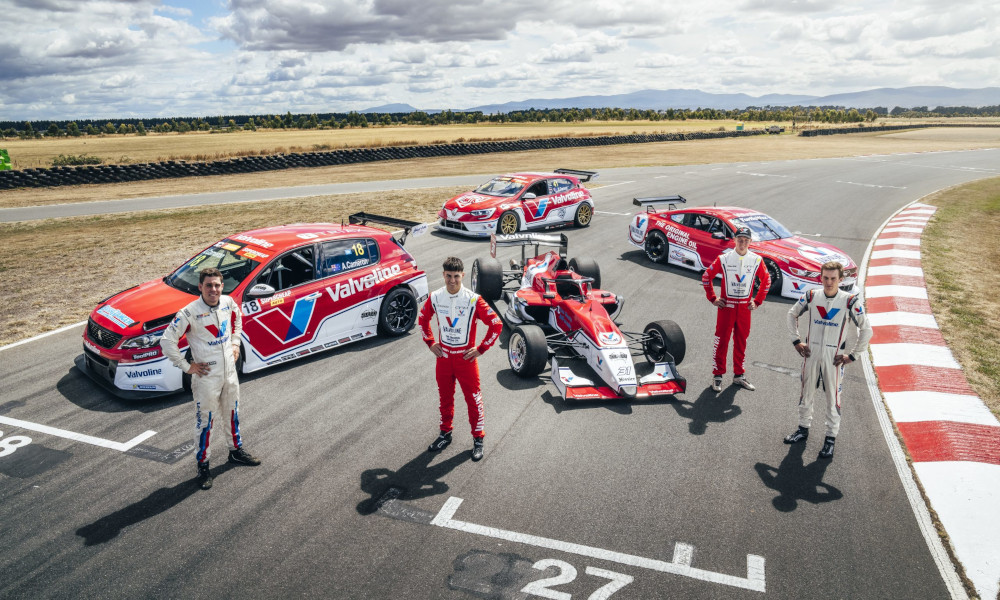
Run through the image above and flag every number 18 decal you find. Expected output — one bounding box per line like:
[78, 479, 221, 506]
[0, 430, 33, 457]
[521, 559, 633, 600]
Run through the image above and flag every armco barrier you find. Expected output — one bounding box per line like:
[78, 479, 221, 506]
[799, 123, 1000, 136]
[0, 129, 767, 190]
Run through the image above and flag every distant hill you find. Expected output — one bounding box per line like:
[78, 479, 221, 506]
[366, 86, 997, 113]
[359, 103, 419, 114]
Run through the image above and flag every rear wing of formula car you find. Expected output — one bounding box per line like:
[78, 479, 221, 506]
[554, 168, 599, 183]
[349, 212, 428, 245]
[490, 232, 568, 260]
[633, 195, 687, 212]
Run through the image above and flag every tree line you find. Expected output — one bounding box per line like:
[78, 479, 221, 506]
[2, 105, 998, 140]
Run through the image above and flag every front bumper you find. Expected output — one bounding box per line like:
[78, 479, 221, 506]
[75, 353, 182, 400]
[435, 218, 497, 238]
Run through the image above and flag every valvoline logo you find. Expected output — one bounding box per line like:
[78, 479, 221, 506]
[635, 216, 646, 228]
[446, 316, 460, 328]
[205, 321, 228, 339]
[732, 274, 747, 283]
[816, 306, 840, 320]
[533, 199, 549, 218]
[282, 294, 319, 341]
[598, 332, 622, 346]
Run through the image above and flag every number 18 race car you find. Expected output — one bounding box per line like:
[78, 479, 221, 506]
[470, 233, 687, 400]
[78, 213, 428, 399]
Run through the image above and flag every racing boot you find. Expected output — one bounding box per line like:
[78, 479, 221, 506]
[471, 437, 485, 462]
[710, 376, 723, 393]
[229, 447, 262, 466]
[428, 431, 452, 453]
[783, 426, 809, 444]
[733, 375, 756, 391]
[818, 436, 836, 459]
[197, 462, 213, 490]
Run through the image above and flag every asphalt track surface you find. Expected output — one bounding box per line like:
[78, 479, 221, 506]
[1, 148, 997, 599]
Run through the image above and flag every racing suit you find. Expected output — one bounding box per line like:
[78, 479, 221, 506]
[418, 286, 503, 439]
[787, 289, 873, 437]
[161, 295, 245, 465]
[702, 249, 770, 377]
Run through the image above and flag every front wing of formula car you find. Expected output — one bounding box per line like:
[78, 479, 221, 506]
[551, 356, 686, 400]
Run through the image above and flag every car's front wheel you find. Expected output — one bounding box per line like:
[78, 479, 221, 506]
[765, 260, 783, 296]
[644, 230, 669, 264]
[498, 211, 520, 235]
[508, 324, 548, 377]
[573, 203, 593, 227]
[377, 287, 418, 336]
[643, 320, 686, 365]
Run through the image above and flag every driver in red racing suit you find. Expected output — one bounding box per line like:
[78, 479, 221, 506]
[418, 256, 503, 462]
[702, 226, 771, 392]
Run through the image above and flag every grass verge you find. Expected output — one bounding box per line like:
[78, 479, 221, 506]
[921, 176, 1000, 418]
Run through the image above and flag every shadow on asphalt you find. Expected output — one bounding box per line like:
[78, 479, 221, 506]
[58, 366, 189, 414]
[754, 443, 842, 512]
[670, 385, 743, 434]
[356, 449, 471, 516]
[75, 462, 237, 545]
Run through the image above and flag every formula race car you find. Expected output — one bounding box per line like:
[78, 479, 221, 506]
[79, 213, 429, 399]
[471, 232, 686, 400]
[627, 196, 858, 298]
[437, 169, 598, 238]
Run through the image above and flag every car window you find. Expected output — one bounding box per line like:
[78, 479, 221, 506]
[734, 215, 793, 241]
[165, 242, 263, 295]
[684, 214, 713, 231]
[524, 181, 548, 198]
[670, 213, 684, 224]
[549, 178, 573, 194]
[707, 218, 730, 237]
[474, 177, 525, 197]
[319, 238, 380, 278]
[256, 246, 316, 291]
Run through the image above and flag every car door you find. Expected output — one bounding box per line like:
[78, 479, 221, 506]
[519, 180, 554, 226]
[316, 237, 383, 342]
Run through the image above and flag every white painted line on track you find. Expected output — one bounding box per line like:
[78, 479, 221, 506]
[867, 311, 938, 328]
[882, 226, 927, 234]
[735, 171, 789, 178]
[871, 248, 922, 260]
[0, 415, 156, 452]
[595, 211, 634, 216]
[865, 285, 928, 299]
[874, 237, 920, 246]
[883, 391, 999, 426]
[867, 265, 924, 277]
[870, 343, 960, 368]
[0, 320, 87, 352]
[835, 180, 907, 189]
[431, 496, 766, 593]
[595, 181, 635, 189]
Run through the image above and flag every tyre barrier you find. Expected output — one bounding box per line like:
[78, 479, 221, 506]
[0, 129, 771, 190]
[799, 122, 1000, 136]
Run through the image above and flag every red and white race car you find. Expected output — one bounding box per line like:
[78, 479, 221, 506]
[627, 196, 858, 298]
[78, 213, 428, 399]
[436, 169, 598, 238]
[471, 233, 686, 400]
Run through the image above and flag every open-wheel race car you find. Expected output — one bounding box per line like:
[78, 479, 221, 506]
[470, 232, 687, 400]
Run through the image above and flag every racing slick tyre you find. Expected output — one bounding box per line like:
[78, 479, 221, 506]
[508, 324, 548, 377]
[644, 230, 669, 264]
[568, 257, 601, 290]
[642, 320, 686, 365]
[764, 260, 782, 296]
[471, 258, 504, 301]
[377, 287, 418, 336]
[236, 342, 246, 374]
[573, 203, 594, 228]
[182, 350, 193, 392]
[498, 211, 520, 235]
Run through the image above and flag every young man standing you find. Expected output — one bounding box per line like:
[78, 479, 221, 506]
[701, 226, 771, 393]
[418, 257, 503, 462]
[161, 268, 261, 490]
[785, 261, 872, 459]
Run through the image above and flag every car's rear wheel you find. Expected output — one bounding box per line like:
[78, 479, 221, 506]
[377, 287, 417, 336]
[508, 324, 548, 377]
[498, 211, 520, 235]
[643, 320, 686, 365]
[574, 203, 593, 227]
[568, 257, 601, 290]
[471, 258, 504, 301]
[644, 230, 669, 264]
[765, 260, 783, 296]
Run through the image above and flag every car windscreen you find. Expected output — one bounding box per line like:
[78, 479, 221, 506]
[164, 242, 263, 295]
[734, 215, 793, 241]
[474, 177, 526, 197]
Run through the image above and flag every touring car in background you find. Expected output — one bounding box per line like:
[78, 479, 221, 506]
[470, 232, 687, 400]
[627, 196, 858, 298]
[78, 213, 428, 399]
[436, 169, 598, 238]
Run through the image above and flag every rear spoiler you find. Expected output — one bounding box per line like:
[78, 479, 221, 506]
[633, 195, 687, 212]
[348, 212, 428, 245]
[490, 232, 568, 259]
[554, 168, 599, 183]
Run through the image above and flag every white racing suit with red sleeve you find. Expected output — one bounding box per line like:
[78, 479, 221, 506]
[418, 286, 503, 439]
[787, 289, 873, 437]
[702, 249, 770, 377]
[160, 295, 245, 466]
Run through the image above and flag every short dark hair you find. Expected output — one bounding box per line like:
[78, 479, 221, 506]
[442, 256, 464, 273]
[821, 261, 844, 278]
[199, 267, 223, 283]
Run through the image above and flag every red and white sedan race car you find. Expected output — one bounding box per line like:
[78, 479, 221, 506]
[78, 213, 428, 399]
[436, 169, 598, 238]
[471, 233, 687, 400]
[627, 197, 858, 298]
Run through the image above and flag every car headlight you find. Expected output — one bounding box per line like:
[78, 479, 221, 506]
[121, 331, 164, 349]
[469, 208, 495, 218]
[789, 266, 820, 278]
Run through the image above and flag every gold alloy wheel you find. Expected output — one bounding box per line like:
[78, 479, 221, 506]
[576, 203, 593, 226]
[499, 212, 519, 234]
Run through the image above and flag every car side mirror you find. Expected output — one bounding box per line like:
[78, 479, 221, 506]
[522, 193, 537, 200]
[712, 232, 726, 239]
[248, 283, 276, 298]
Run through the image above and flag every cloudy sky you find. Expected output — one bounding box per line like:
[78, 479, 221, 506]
[1, 0, 997, 120]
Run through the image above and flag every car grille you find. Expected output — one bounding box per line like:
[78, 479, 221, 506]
[83, 345, 117, 382]
[88, 318, 123, 349]
[440, 219, 469, 231]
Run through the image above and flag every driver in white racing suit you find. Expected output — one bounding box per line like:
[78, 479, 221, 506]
[161, 267, 261, 490]
[784, 261, 872, 459]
